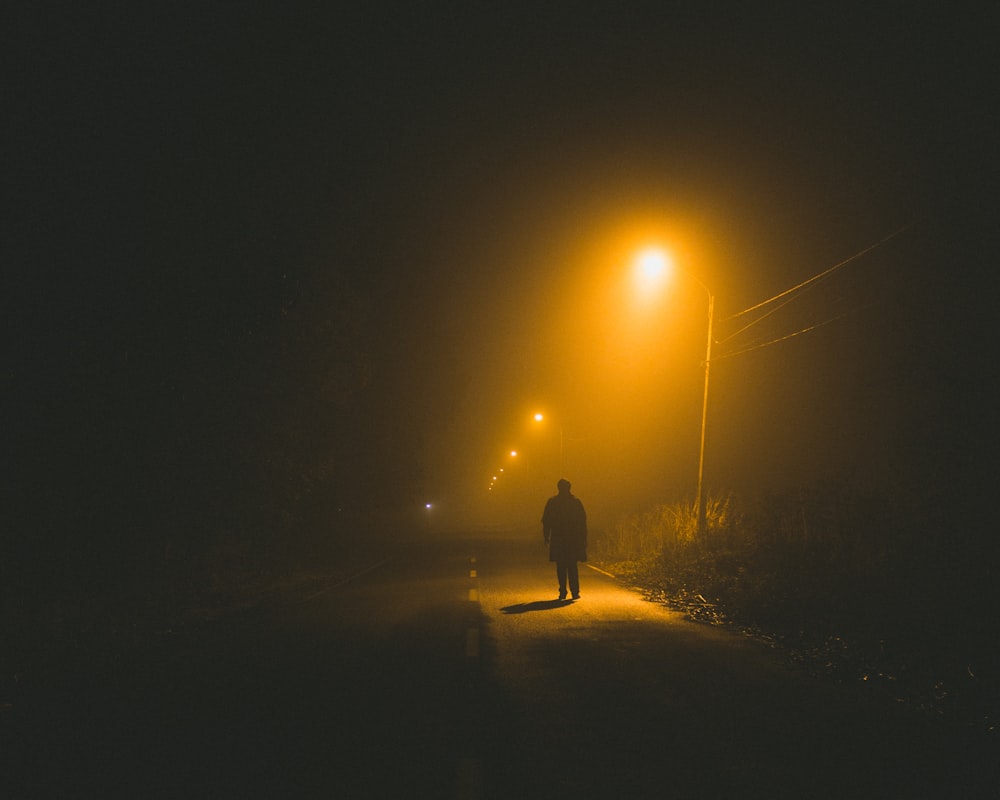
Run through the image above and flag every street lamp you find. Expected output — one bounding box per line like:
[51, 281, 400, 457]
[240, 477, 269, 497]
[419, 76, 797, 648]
[634, 247, 714, 533]
[532, 412, 564, 474]
[693, 276, 714, 535]
[509, 449, 528, 478]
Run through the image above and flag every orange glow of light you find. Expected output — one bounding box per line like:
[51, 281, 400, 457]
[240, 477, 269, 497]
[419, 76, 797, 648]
[633, 246, 673, 296]
[533, 413, 544, 422]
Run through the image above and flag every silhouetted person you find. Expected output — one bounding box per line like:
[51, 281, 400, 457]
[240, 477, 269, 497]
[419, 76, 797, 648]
[541, 478, 587, 600]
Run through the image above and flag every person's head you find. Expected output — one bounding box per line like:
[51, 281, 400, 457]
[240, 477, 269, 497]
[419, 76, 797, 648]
[557, 478, 571, 494]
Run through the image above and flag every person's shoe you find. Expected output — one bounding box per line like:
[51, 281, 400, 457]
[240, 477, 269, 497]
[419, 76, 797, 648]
[558, 593, 567, 600]
[571, 594, 580, 600]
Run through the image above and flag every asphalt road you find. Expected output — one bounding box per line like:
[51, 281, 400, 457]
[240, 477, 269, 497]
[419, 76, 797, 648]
[6, 526, 997, 798]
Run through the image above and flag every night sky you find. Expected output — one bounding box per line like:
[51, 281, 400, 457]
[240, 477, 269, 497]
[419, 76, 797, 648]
[9, 4, 999, 537]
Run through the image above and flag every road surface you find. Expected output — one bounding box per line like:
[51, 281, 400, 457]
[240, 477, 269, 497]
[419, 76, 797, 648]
[5, 526, 996, 798]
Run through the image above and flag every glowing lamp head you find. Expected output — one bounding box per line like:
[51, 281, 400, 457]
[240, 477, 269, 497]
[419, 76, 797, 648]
[634, 247, 673, 294]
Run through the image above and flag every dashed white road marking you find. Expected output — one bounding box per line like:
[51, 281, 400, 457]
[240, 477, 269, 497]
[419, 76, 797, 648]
[459, 555, 484, 797]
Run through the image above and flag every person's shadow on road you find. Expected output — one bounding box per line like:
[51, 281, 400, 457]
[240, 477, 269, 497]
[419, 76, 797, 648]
[500, 599, 574, 614]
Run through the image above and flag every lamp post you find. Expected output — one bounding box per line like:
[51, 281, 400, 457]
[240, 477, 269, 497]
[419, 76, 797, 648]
[532, 412, 564, 474]
[693, 279, 714, 535]
[634, 248, 714, 533]
[509, 449, 527, 481]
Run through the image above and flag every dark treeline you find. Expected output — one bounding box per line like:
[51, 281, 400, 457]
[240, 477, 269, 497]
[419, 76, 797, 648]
[7, 144, 418, 624]
[4, 9, 434, 620]
[7, 256, 406, 619]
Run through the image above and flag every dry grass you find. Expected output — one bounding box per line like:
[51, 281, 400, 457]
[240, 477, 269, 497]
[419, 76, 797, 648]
[591, 483, 1000, 732]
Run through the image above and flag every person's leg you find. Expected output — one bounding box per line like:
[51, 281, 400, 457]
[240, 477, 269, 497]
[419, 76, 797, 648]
[567, 561, 580, 598]
[556, 562, 568, 598]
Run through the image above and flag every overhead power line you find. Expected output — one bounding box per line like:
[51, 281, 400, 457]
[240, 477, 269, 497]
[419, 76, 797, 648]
[723, 220, 918, 323]
[713, 306, 872, 361]
[716, 281, 826, 347]
[713, 220, 919, 357]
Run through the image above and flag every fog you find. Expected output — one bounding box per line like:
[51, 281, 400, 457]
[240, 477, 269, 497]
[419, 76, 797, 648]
[9, 5, 996, 554]
[411, 158, 990, 531]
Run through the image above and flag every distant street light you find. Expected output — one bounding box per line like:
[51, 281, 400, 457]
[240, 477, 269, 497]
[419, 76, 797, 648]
[634, 247, 714, 534]
[509, 448, 528, 478]
[488, 449, 526, 493]
[532, 412, 564, 474]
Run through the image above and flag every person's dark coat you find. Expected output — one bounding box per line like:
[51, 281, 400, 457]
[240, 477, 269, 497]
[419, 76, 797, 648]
[542, 490, 587, 563]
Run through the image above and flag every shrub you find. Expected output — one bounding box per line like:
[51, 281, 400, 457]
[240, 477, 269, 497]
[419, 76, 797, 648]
[592, 481, 958, 640]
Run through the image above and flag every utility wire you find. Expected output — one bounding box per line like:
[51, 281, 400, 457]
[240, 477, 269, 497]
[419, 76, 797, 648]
[716, 274, 831, 346]
[713, 306, 871, 361]
[709, 220, 918, 358]
[722, 220, 917, 324]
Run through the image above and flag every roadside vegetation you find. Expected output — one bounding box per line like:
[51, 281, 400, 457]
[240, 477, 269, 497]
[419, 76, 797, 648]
[1, 482, 414, 703]
[591, 482, 999, 733]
